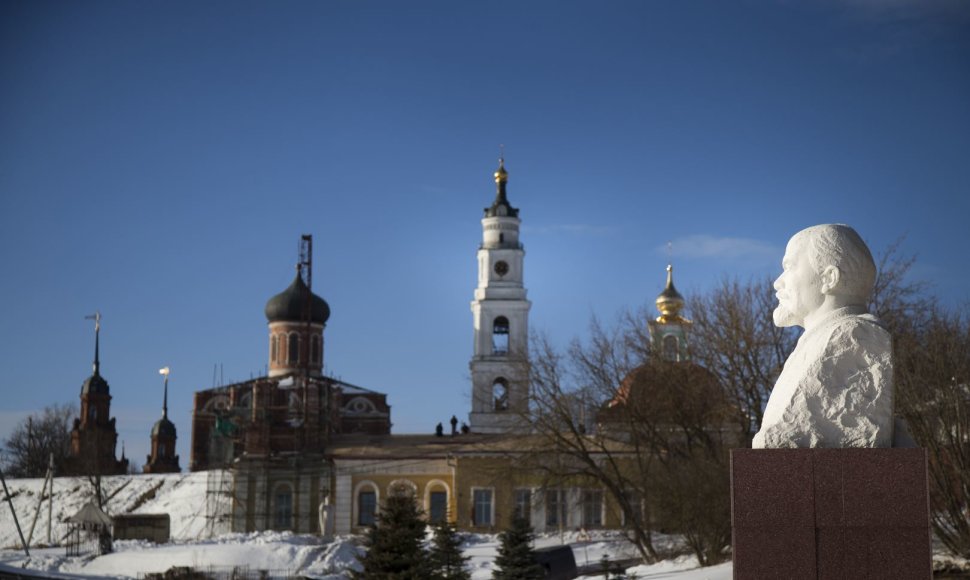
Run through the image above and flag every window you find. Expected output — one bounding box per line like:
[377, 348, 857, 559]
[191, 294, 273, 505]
[492, 316, 509, 355]
[270, 334, 278, 363]
[621, 488, 644, 527]
[311, 335, 321, 364]
[472, 488, 493, 526]
[663, 335, 679, 361]
[88, 405, 96, 422]
[273, 484, 293, 529]
[493, 378, 509, 412]
[514, 489, 532, 522]
[158, 443, 166, 456]
[582, 490, 603, 528]
[545, 489, 567, 527]
[358, 491, 377, 527]
[429, 491, 447, 523]
[288, 333, 299, 364]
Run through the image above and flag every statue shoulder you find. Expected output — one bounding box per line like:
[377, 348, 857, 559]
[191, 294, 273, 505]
[829, 313, 891, 349]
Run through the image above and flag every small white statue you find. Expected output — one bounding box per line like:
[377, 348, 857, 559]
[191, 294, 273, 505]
[753, 224, 894, 448]
[319, 496, 334, 540]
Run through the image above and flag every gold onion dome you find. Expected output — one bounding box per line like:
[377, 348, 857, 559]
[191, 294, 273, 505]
[494, 158, 508, 183]
[656, 264, 687, 323]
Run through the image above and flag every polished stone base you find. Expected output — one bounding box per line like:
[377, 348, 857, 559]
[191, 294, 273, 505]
[731, 448, 931, 579]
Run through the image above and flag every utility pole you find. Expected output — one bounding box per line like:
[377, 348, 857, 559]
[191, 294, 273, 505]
[0, 463, 30, 558]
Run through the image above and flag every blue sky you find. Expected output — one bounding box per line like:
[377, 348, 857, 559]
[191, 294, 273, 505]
[1, 1, 968, 467]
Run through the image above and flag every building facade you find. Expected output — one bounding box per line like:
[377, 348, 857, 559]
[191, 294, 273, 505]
[188, 258, 391, 533]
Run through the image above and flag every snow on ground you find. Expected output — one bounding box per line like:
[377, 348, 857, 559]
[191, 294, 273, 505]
[0, 472, 954, 580]
[0, 530, 726, 580]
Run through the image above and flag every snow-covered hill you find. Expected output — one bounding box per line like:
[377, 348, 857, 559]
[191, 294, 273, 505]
[0, 472, 209, 549]
[0, 472, 735, 578]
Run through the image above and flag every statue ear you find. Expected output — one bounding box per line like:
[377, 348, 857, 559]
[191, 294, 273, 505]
[820, 265, 840, 293]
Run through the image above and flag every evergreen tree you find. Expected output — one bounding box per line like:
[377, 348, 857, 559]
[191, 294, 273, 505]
[491, 517, 544, 580]
[600, 554, 630, 580]
[428, 521, 471, 580]
[352, 488, 429, 579]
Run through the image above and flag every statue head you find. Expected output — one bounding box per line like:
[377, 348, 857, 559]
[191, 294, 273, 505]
[773, 224, 876, 329]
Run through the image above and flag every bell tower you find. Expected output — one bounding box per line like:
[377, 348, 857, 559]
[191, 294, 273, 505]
[469, 156, 531, 433]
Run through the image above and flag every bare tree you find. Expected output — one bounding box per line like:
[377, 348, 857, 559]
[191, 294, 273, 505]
[687, 277, 797, 444]
[1, 403, 75, 478]
[856, 238, 970, 557]
[525, 330, 661, 563]
[526, 311, 738, 566]
[895, 305, 970, 558]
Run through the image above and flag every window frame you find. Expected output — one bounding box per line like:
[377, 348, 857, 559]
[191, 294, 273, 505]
[287, 333, 299, 365]
[581, 489, 604, 528]
[545, 488, 567, 528]
[492, 316, 510, 355]
[471, 487, 494, 527]
[513, 488, 533, 523]
[272, 482, 294, 530]
[354, 486, 377, 527]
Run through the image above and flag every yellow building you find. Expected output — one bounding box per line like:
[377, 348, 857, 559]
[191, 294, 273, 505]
[328, 433, 629, 534]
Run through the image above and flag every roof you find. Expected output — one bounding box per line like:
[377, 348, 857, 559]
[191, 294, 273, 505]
[326, 432, 631, 459]
[484, 158, 519, 218]
[151, 416, 176, 438]
[194, 374, 386, 397]
[264, 271, 330, 324]
[81, 370, 110, 396]
[67, 502, 113, 526]
[327, 433, 523, 459]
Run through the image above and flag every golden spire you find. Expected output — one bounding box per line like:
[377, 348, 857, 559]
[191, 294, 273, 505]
[494, 147, 508, 184]
[655, 264, 688, 323]
[484, 147, 518, 218]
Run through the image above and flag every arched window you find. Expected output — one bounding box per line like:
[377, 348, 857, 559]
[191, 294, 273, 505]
[273, 483, 294, 529]
[270, 335, 278, 363]
[158, 443, 167, 456]
[493, 378, 509, 412]
[492, 316, 509, 355]
[424, 480, 450, 524]
[88, 405, 96, 422]
[355, 482, 379, 527]
[288, 333, 299, 364]
[663, 335, 679, 361]
[311, 335, 321, 364]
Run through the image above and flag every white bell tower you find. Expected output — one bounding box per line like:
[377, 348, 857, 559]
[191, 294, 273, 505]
[469, 156, 531, 433]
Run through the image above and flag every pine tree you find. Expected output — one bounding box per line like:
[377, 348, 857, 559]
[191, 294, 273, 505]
[491, 517, 544, 580]
[428, 521, 471, 580]
[352, 488, 430, 579]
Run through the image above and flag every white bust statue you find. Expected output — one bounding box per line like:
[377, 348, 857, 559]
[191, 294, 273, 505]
[752, 224, 894, 448]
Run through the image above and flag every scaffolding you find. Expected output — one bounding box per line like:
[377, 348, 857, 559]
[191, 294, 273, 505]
[204, 467, 234, 538]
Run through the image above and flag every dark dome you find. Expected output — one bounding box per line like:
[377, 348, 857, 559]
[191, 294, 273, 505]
[605, 360, 726, 420]
[81, 371, 110, 395]
[151, 416, 176, 439]
[265, 272, 330, 324]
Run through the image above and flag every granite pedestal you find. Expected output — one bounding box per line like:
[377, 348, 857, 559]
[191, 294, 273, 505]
[731, 448, 931, 580]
